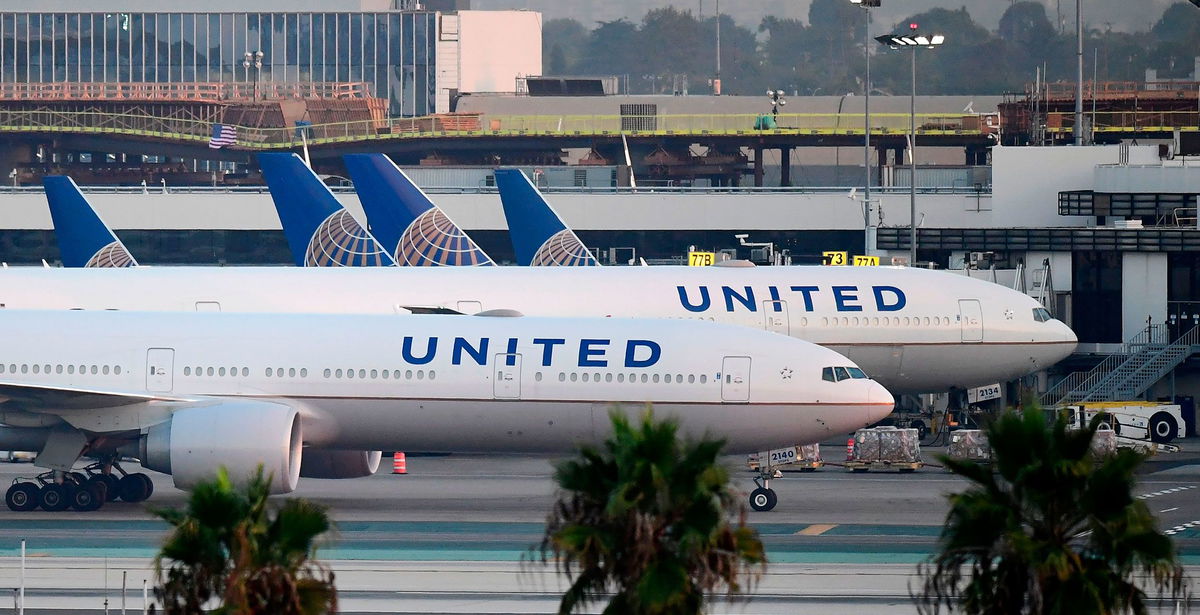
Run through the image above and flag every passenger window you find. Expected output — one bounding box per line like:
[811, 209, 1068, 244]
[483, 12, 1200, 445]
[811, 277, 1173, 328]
[664, 374, 672, 384]
[115, 365, 122, 376]
[428, 370, 435, 380]
[266, 368, 273, 377]
[558, 372, 566, 382]
[55, 365, 63, 374]
[102, 365, 110, 375]
[535, 372, 543, 382]
[358, 369, 366, 379]
[393, 370, 400, 379]
[688, 374, 695, 384]
[570, 373, 578, 382]
[640, 374, 648, 383]
[700, 374, 707, 384]
[652, 374, 660, 383]
[90, 365, 98, 375]
[417, 370, 424, 380]
[324, 369, 331, 378]
[370, 369, 378, 379]
[605, 373, 613, 382]
[382, 369, 390, 379]
[582, 373, 590, 382]
[822, 367, 835, 382]
[242, 367, 249, 377]
[335, 369, 343, 378]
[405, 370, 413, 379]
[219, 367, 226, 377]
[835, 367, 851, 381]
[617, 373, 625, 383]
[32, 365, 39, 374]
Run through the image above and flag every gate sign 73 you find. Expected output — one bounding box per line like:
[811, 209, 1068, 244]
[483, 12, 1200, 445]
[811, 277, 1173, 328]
[822, 251, 848, 266]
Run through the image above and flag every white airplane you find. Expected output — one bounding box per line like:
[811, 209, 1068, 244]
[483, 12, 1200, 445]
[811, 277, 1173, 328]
[0, 265, 1076, 394]
[0, 309, 891, 513]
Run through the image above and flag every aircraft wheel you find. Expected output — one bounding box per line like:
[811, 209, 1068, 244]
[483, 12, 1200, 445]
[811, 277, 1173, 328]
[71, 482, 104, 512]
[39, 484, 70, 512]
[99, 475, 120, 502]
[1149, 413, 1178, 444]
[134, 473, 154, 500]
[749, 487, 778, 512]
[911, 420, 928, 440]
[6, 483, 40, 512]
[119, 474, 151, 503]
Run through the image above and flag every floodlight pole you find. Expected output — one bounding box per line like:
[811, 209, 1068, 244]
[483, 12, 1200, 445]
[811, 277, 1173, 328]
[1074, 0, 1083, 145]
[863, 4, 873, 256]
[909, 44, 917, 266]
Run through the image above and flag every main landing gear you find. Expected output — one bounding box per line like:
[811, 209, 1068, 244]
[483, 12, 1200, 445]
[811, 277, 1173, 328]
[749, 467, 779, 512]
[5, 460, 154, 512]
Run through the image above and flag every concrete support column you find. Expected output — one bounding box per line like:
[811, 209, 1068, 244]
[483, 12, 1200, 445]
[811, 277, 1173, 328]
[753, 145, 764, 187]
[1122, 252, 1167, 342]
[780, 147, 791, 187]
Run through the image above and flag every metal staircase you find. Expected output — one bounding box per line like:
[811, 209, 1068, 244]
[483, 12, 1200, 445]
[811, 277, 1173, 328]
[1041, 323, 1200, 407]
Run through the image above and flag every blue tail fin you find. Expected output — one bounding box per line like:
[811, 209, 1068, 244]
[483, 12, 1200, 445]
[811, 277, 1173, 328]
[344, 154, 494, 266]
[43, 176, 138, 267]
[494, 169, 598, 266]
[258, 152, 394, 267]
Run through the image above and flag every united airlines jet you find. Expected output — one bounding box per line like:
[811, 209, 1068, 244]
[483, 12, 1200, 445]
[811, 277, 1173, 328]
[0, 309, 889, 513]
[0, 265, 1076, 394]
[42, 176, 138, 268]
[258, 153, 394, 267]
[494, 168, 598, 266]
[343, 153, 494, 266]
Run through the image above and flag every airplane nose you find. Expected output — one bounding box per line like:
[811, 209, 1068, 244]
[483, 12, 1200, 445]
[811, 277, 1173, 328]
[867, 381, 895, 424]
[1056, 320, 1079, 345]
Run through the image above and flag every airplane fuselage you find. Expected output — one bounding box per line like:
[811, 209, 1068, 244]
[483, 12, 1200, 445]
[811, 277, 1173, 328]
[0, 265, 1077, 393]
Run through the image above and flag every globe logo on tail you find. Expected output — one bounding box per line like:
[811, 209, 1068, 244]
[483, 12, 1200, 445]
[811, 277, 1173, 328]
[84, 242, 136, 268]
[530, 229, 597, 266]
[395, 208, 494, 266]
[305, 210, 391, 267]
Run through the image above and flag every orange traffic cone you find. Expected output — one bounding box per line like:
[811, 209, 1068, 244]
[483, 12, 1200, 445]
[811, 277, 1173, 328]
[845, 438, 856, 461]
[392, 452, 407, 475]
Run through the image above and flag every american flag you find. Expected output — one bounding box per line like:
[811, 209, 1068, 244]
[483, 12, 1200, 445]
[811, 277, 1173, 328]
[208, 123, 237, 149]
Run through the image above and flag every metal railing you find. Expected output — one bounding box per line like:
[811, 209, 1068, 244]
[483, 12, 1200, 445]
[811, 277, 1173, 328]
[0, 109, 999, 149]
[1040, 324, 1170, 407]
[1041, 323, 1200, 407]
[0, 81, 374, 101]
[1046, 110, 1200, 133]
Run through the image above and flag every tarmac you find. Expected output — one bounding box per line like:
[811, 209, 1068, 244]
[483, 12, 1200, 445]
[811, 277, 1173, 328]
[0, 440, 1196, 613]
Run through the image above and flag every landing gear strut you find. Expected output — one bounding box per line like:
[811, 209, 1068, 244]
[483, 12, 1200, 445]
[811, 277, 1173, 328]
[748, 468, 779, 512]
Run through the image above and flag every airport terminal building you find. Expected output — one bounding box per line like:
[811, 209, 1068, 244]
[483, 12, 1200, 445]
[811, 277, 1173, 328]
[0, 1, 540, 116]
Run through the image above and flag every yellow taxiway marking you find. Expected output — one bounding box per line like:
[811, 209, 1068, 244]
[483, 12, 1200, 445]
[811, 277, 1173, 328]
[795, 524, 838, 536]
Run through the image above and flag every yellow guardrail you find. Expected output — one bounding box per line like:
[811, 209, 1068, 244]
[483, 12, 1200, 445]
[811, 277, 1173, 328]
[0, 110, 996, 149]
[1045, 111, 1200, 133]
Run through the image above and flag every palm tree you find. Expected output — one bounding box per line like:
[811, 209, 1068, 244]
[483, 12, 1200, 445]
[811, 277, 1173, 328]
[154, 467, 337, 615]
[916, 405, 1189, 615]
[537, 408, 765, 614]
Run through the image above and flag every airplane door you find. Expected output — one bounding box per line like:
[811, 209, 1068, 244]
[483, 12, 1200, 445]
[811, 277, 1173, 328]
[721, 356, 751, 402]
[458, 301, 483, 315]
[958, 299, 984, 343]
[494, 353, 522, 399]
[195, 301, 220, 312]
[761, 300, 789, 335]
[146, 348, 175, 392]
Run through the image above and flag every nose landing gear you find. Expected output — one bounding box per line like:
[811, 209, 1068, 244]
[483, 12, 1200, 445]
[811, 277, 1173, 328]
[749, 467, 779, 512]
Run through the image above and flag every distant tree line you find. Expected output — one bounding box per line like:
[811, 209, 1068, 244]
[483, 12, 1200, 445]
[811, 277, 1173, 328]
[542, 0, 1200, 96]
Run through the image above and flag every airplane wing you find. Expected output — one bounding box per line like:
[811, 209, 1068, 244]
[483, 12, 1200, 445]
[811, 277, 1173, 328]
[0, 381, 197, 410]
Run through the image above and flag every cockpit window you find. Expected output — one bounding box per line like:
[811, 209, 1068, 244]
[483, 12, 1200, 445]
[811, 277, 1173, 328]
[1032, 307, 1052, 322]
[824, 366, 870, 382]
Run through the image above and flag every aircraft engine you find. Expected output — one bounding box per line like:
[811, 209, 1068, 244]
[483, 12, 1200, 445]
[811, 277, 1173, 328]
[140, 401, 302, 494]
[300, 449, 382, 479]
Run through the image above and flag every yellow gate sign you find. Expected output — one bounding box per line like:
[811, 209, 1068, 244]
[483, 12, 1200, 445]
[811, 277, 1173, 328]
[852, 255, 880, 266]
[688, 251, 716, 266]
[822, 251, 848, 266]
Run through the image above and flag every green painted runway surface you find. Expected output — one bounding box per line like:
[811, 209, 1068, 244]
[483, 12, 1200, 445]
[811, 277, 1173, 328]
[1, 519, 1196, 564]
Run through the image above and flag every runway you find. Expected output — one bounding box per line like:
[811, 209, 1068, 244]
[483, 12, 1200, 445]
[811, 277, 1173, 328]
[0, 444, 1196, 613]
